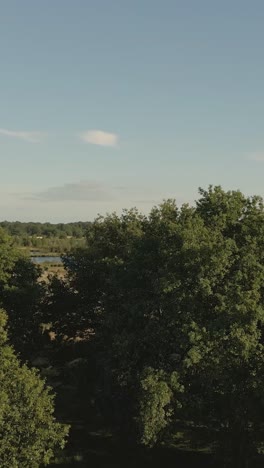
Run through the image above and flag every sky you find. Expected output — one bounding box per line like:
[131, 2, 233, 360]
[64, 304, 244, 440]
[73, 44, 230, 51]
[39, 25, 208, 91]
[1, 0, 264, 222]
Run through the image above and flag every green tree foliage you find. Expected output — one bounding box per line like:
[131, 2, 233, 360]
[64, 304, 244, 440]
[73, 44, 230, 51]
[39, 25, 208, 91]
[55, 186, 264, 467]
[0, 229, 44, 357]
[0, 228, 19, 283]
[138, 368, 183, 447]
[1, 257, 44, 356]
[0, 309, 69, 467]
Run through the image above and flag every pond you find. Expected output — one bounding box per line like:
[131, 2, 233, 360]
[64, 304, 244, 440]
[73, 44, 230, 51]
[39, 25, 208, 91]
[31, 256, 62, 264]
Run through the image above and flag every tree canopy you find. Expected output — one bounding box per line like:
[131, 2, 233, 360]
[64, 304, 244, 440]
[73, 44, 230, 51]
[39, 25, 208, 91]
[0, 309, 69, 467]
[2, 186, 264, 466]
[49, 186, 264, 467]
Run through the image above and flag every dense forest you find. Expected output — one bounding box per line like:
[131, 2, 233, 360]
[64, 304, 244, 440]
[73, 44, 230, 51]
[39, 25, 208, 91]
[1, 186, 264, 467]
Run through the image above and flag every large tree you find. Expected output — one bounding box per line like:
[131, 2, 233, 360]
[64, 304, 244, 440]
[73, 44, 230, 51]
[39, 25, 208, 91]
[0, 309, 69, 467]
[50, 187, 264, 467]
[0, 228, 44, 357]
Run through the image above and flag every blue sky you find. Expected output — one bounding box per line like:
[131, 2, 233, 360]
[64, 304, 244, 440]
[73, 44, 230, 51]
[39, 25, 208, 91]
[1, 0, 264, 221]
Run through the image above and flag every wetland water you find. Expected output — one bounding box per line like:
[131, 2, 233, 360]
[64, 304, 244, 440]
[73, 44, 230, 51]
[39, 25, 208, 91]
[31, 256, 62, 264]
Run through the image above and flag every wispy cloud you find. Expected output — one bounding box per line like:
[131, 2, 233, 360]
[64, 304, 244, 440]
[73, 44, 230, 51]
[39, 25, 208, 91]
[80, 130, 118, 147]
[247, 152, 264, 162]
[0, 128, 45, 143]
[28, 180, 120, 202]
[132, 199, 162, 204]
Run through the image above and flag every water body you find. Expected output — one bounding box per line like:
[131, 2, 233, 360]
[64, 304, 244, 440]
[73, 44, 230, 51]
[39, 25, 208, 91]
[31, 256, 62, 264]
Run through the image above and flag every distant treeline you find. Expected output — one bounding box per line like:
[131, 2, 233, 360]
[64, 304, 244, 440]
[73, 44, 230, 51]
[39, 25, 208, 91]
[0, 221, 91, 238]
[0, 221, 90, 252]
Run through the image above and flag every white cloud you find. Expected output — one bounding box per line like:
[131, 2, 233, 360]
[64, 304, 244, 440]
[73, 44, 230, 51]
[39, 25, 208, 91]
[0, 128, 44, 143]
[80, 130, 118, 147]
[248, 152, 264, 162]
